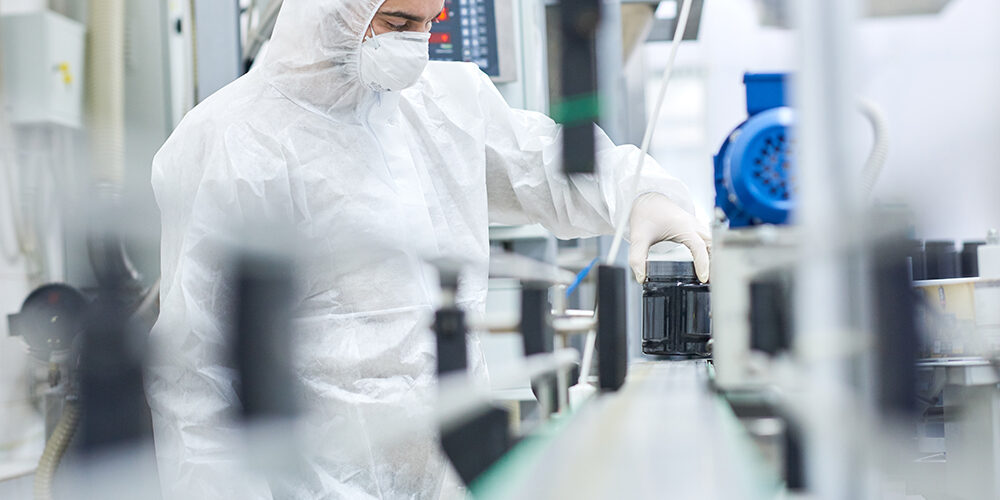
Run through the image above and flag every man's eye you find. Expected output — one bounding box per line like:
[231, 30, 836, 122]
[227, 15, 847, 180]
[388, 23, 406, 30]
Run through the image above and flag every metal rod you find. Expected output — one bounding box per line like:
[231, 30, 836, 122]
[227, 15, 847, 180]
[793, 0, 867, 497]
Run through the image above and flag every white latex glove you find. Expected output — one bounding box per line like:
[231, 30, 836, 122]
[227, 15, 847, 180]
[628, 193, 712, 284]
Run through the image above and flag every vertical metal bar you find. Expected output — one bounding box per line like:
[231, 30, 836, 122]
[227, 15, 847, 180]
[597, 265, 627, 391]
[434, 268, 468, 376]
[596, 0, 624, 144]
[435, 307, 469, 376]
[521, 284, 553, 357]
[232, 252, 297, 421]
[793, 0, 865, 498]
[78, 280, 151, 452]
[521, 283, 557, 413]
[438, 275, 511, 487]
[193, 0, 242, 103]
[558, 0, 601, 175]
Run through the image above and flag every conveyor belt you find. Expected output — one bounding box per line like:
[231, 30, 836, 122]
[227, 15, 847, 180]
[473, 360, 780, 499]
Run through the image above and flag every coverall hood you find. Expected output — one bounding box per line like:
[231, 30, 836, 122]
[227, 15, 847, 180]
[260, 0, 384, 116]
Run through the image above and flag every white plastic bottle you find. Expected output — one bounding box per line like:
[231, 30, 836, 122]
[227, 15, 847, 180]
[980, 229, 1000, 279]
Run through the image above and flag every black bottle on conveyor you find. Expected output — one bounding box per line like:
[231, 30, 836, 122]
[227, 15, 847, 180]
[641, 260, 711, 358]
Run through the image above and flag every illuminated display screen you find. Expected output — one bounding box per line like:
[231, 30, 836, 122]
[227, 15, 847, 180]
[428, 0, 500, 77]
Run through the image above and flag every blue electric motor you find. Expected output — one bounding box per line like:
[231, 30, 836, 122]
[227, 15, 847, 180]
[714, 73, 796, 228]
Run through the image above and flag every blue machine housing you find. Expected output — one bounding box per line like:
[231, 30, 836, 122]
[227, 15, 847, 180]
[714, 73, 796, 227]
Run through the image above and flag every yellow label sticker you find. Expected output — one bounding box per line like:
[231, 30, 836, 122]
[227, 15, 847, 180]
[57, 62, 72, 84]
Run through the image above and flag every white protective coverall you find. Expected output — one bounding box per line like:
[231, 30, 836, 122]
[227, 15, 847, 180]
[146, 0, 698, 498]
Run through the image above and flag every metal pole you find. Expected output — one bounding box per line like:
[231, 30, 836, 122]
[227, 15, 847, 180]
[192, 0, 242, 102]
[596, 0, 625, 144]
[558, 0, 602, 175]
[793, 0, 866, 498]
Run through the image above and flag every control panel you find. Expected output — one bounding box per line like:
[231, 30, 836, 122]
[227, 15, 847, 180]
[429, 0, 515, 82]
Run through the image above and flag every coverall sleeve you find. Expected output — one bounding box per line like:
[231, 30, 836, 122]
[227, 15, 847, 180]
[478, 71, 696, 240]
[146, 121, 293, 500]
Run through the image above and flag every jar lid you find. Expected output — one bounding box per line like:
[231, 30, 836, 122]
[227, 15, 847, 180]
[646, 260, 697, 280]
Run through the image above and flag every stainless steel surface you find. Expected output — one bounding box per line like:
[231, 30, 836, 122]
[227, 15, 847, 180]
[710, 225, 797, 390]
[942, 382, 1000, 498]
[192, 0, 242, 103]
[917, 356, 992, 367]
[492, 0, 519, 83]
[918, 357, 1000, 386]
[488, 249, 578, 285]
[754, 0, 954, 27]
[476, 361, 778, 499]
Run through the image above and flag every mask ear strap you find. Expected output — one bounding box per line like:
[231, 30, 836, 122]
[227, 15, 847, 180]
[366, 23, 380, 48]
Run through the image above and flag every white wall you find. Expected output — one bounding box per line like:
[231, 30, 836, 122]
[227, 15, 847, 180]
[643, 0, 1000, 241]
[0, 0, 45, 13]
[0, 0, 60, 478]
[857, 0, 1000, 241]
[0, 196, 41, 479]
[0, 157, 44, 477]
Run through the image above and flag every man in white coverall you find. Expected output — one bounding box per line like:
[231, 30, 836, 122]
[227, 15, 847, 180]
[146, 0, 711, 498]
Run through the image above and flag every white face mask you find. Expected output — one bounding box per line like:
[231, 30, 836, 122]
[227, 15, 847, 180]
[359, 25, 431, 93]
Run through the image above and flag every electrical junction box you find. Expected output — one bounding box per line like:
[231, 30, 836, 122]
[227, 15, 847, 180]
[1, 10, 85, 128]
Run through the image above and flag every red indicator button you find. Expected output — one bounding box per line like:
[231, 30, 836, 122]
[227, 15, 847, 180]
[430, 32, 451, 44]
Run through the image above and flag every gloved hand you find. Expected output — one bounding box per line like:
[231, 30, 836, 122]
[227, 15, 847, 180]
[628, 193, 711, 284]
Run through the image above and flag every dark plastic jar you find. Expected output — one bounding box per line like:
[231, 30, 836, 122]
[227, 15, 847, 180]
[961, 241, 985, 277]
[641, 261, 711, 358]
[924, 240, 959, 279]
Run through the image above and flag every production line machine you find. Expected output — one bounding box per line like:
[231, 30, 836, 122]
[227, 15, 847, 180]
[8, 59, 997, 497]
[710, 73, 799, 392]
[5, 1, 1000, 498]
[443, 73, 808, 498]
[443, 68, 1000, 499]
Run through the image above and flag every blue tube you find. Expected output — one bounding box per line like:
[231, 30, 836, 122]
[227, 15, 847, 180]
[565, 257, 600, 298]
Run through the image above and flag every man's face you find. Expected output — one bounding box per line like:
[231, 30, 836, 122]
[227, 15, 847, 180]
[370, 0, 445, 35]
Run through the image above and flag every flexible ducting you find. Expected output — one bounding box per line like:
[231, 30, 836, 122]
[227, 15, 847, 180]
[33, 401, 80, 500]
[85, 0, 141, 288]
[86, 0, 126, 187]
[858, 99, 890, 199]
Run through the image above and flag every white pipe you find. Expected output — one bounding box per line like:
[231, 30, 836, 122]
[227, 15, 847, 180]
[489, 249, 578, 285]
[247, 0, 258, 41]
[349, 349, 580, 456]
[87, 0, 127, 188]
[596, 0, 625, 143]
[0, 141, 31, 264]
[244, 0, 283, 68]
[578, 328, 597, 385]
[0, 168, 21, 263]
[605, 0, 693, 265]
[1, 127, 50, 285]
[441, 349, 579, 428]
